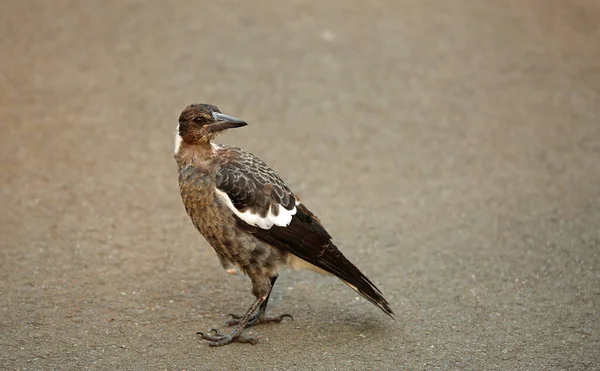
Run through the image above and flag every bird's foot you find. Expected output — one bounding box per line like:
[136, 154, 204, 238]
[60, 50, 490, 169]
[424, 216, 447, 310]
[225, 312, 293, 328]
[196, 328, 259, 347]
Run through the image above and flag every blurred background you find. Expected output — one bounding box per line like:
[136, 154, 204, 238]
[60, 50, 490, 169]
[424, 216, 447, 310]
[1, 0, 599, 369]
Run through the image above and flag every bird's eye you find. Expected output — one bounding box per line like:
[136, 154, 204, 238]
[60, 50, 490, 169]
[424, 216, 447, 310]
[193, 117, 205, 124]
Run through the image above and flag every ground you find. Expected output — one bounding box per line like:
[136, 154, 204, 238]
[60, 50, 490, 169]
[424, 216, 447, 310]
[1, 1, 599, 370]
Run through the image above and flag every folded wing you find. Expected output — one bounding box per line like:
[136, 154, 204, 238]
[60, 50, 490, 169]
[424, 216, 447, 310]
[214, 145, 393, 316]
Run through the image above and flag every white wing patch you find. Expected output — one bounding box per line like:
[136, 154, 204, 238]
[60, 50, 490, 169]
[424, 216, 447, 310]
[214, 188, 297, 230]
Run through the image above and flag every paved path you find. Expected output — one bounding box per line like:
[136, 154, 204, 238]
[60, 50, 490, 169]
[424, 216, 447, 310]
[1, 1, 599, 369]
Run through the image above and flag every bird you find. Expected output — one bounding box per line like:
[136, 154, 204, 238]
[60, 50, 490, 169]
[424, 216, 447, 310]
[174, 103, 393, 346]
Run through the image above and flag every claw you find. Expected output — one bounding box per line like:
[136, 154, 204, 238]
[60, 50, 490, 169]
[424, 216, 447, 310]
[209, 328, 220, 335]
[280, 314, 293, 321]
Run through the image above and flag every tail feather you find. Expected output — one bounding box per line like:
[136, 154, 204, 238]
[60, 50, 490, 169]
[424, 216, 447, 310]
[292, 240, 394, 317]
[342, 275, 394, 318]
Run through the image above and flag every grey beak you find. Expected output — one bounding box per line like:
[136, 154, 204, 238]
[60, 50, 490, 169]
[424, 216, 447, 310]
[208, 112, 248, 133]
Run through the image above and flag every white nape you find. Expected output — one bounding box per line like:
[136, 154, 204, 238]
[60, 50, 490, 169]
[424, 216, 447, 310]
[214, 188, 297, 230]
[174, 124, 182, 154]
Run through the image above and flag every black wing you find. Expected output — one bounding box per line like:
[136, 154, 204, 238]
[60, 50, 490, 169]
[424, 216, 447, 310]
[215, 146, 393, 316]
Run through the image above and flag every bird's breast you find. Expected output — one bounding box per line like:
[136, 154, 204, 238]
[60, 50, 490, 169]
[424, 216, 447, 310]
[178, 165, 216, 210]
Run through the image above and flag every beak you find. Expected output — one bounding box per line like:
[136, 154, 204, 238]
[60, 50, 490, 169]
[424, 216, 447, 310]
[208, 112, 248, 133]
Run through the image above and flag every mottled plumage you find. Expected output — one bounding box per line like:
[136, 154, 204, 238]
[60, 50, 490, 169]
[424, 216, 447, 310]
[174, 103, 393, 346]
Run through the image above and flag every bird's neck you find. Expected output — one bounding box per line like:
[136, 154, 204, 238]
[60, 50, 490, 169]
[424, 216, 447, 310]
[174, 140, 214, 171]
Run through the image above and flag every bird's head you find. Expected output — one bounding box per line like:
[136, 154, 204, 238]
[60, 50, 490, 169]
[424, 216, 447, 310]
[176, 104, 247, 151]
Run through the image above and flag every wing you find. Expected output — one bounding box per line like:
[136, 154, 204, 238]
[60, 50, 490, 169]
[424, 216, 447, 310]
[214, 145, 393, 316]
[214, 145, 298, 230]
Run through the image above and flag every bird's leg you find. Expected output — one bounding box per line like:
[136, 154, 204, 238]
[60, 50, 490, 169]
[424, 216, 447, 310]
[197, 296, 264, 347]
[225, 276, 293, 328]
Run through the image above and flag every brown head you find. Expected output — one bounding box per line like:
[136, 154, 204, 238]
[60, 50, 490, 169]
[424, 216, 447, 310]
[175, 104, 247, 152]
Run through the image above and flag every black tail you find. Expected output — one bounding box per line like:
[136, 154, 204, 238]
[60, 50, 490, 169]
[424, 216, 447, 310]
[338, 258, 394, 317]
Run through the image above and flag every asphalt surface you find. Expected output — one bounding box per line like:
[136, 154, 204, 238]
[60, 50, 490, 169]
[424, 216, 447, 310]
[1, 1, 599, 370]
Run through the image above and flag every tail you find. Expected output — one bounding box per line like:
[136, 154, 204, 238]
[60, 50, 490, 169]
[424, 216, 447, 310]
[316, 241, 393, 318]
[341, 270, 394, 318]
[299, 241, 394, 317]
[294, 240, 395, 317]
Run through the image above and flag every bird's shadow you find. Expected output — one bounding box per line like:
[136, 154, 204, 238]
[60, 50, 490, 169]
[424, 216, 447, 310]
[266, 303, 398, 340]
